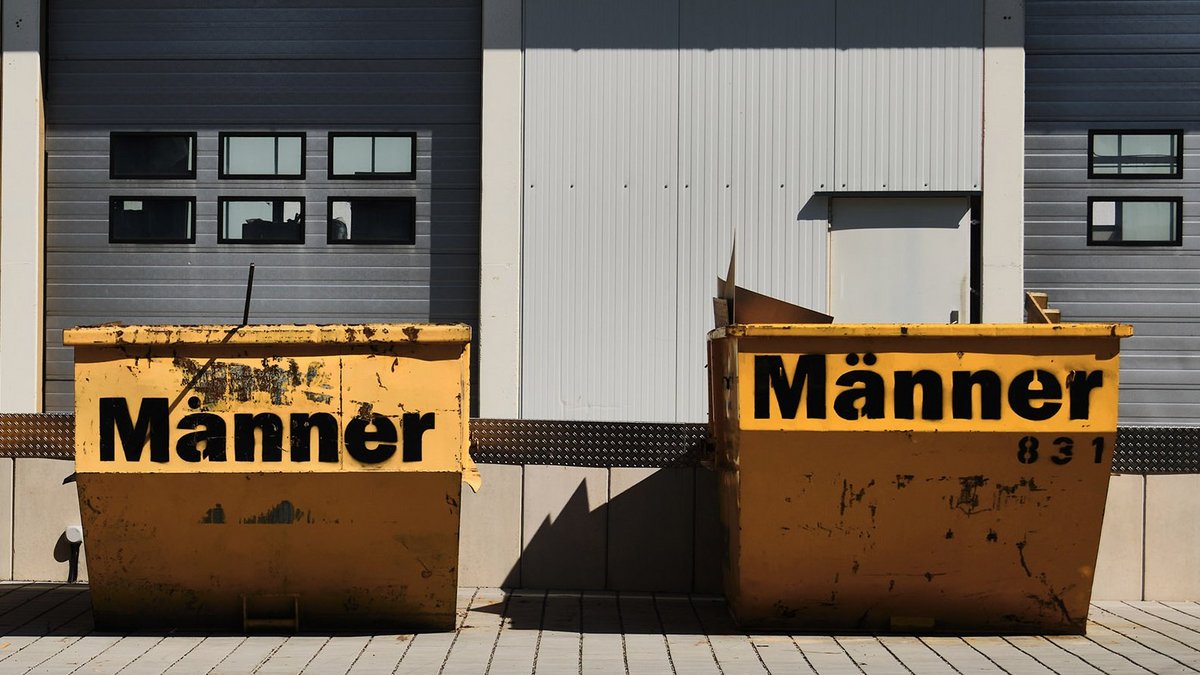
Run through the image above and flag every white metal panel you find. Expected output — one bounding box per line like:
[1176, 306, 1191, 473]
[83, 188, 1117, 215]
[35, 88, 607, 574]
[521, 0, 679, 421]
[675, 0, 834, 421]
[829, 198, 970, 323]
[834, 0, 983, 192]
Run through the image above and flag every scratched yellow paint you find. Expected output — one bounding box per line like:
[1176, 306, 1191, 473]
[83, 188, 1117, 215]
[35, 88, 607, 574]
[65, 324, 474, 476]
[63, 323, 473, 631]
[709, 323, 1130, 635]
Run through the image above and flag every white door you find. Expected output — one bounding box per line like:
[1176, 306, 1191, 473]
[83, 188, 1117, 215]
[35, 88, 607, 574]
[829, 197, 972, 323]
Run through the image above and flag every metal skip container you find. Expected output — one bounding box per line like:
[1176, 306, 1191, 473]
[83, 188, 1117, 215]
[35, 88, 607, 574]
[63, 323, 477, 631]
[707, 323, 1131, 634]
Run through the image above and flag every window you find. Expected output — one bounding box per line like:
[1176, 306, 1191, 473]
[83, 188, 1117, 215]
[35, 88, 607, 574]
[110, 197, 196, 243]
[1088, 197, 1182, 246]
[329, 133, 416, 179]
[220, 133, 305, 178]
[110, 133, 196, 179]
[1089, 130, 1183, 178]
[327, 197, 416, 244]
[219, 198, 305, 243]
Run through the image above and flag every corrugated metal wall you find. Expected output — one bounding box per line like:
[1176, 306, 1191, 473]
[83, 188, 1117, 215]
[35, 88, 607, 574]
[522, 0, 984, 422]
[1026, 0, 1200, 425]
[43, 1, 481, 412]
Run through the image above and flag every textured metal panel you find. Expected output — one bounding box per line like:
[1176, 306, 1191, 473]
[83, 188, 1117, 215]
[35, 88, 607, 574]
[1025, 0, 1200, 426]
[1114, 427, 1200, 474]
[470, 419, 709, 468]
[521, 0, 680, 422]
[834, 0, 983, 192]
[44, 2, 482, 412]
[0, 414, 75, 460]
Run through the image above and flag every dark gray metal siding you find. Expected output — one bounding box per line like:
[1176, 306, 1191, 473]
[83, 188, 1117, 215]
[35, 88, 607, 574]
[1026, 1, 1200, 425]
[44, 1, 481, 412]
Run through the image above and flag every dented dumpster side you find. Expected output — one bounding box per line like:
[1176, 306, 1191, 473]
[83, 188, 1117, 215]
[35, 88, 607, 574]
[64, 323, 473, 631]
[709, 323, 1130, 634]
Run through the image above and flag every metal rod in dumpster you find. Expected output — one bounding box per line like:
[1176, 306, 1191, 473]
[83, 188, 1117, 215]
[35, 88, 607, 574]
[241, 263, 255, 326]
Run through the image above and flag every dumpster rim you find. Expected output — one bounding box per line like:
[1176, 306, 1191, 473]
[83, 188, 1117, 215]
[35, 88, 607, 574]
[709, 323, 1133, 340]
[63, 323, 472, 347]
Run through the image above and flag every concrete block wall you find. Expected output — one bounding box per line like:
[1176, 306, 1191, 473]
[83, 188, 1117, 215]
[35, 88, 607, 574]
[460, 465, 722, 594]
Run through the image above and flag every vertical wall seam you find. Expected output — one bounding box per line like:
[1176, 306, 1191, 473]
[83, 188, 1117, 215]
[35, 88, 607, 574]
[1141, 473, 1147, 601]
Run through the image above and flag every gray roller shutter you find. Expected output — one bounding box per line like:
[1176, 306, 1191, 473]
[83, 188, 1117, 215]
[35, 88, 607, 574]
[1026, 0, 1200, 425]
[44, 1, 481, 412]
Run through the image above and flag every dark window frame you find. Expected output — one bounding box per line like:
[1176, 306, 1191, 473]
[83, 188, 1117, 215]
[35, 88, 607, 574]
[328, 132, 417, 180]
[1088, 129, 1184, 179]
[108, 196, 197, 244]
[109, 132, 198, 180]
[1087, 195, 1183, 247]
[217, 196, 307, 245]
[326, 196, 417, 245]
[218, 132, 307, 180]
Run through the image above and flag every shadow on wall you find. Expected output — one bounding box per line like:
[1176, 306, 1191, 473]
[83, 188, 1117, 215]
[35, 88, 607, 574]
[495, 467, 724, 596]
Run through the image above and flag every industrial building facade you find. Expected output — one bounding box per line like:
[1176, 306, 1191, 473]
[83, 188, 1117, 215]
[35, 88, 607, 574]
[0, 0, 1193, 598]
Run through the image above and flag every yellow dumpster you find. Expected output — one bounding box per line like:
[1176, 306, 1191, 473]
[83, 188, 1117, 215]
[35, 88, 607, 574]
[707, 323, 1131, 634]
[63, 323, 476, 632]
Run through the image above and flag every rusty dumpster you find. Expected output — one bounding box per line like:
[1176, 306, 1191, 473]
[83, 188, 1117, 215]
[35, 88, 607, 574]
[707, 323, 1131, 634]
[63, 323, 476, 632]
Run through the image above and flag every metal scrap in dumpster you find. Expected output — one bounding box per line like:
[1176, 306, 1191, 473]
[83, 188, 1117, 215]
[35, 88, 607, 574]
[63, 323, 477, 632]
[707, 322, 1131, 634]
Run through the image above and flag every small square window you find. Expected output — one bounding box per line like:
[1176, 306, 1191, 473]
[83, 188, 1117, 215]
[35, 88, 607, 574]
[1088, 197, 1182, 246]
[1089, 130, 1183, 178]
[220, 133, 305, 178]
[109, 197, 196, 243]
[219, 198, 305, 244]
[110, 133, 196, 179]
[327, 197, 416, 244]
[329, 133, 416, 179]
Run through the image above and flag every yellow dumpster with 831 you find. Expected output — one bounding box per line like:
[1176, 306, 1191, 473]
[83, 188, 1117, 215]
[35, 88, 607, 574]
[707, 323, 1131, 634]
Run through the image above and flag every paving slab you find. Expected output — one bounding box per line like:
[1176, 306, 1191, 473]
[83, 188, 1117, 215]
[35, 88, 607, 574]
[0, 584, 1194, 674]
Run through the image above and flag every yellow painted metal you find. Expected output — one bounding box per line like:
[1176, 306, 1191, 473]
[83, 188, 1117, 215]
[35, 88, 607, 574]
[64, 323, 472, 631]
[708, 322, 1130, 634]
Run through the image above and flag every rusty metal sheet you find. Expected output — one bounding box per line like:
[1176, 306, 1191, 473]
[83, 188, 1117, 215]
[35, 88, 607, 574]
[709, 323, 1130, 634]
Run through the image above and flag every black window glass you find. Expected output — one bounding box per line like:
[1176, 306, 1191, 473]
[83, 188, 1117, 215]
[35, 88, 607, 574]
[220, 198, 305, 243]
[329, 133, 416, 179]
[1089, 131, 1183, 178]
[328, 198, 416, 244]
[109, 197, 195, 243]
[220, 133, 305, 178]
[110, 133, 196, 179]
[1088, 197, 1182, 246]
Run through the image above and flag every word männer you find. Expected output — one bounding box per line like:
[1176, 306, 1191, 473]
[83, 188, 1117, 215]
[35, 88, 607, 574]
[754, 354, 1105, 421]
[98, 397, 434, 464]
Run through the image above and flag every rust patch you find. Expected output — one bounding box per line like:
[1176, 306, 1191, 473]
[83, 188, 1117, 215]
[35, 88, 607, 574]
[403, 326, 421, 341]
[1016, 539, 1032, 576]
[200, 504, 226, 524]
[952, 475, 989, 515]
[240, 500, 313, 525]
[945, 529, 954, 540]
[305, 363, 322, 386]
[894, 474, 914, 489]
[839, 479, 874, 517]
[304, 391, 333, 404]
[173, 356, 303, 406]
[987, 529, 999, 542]
[356, 401, 374, 421]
